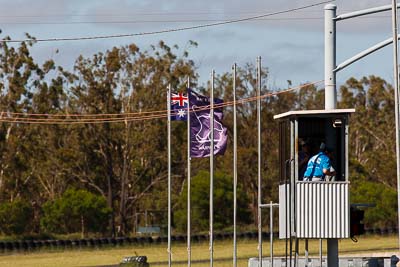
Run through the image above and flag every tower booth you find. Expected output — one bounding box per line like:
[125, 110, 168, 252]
[274, 109, 354, 239]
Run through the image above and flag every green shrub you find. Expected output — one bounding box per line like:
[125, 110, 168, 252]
[0, 199, 33, 235]
[41, 188, 111, 235]
[350, 159, 397, 228]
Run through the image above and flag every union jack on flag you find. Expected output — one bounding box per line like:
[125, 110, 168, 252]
[170, 92, 188, 121]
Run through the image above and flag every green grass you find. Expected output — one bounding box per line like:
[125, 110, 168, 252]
[0, 235, 397, 267]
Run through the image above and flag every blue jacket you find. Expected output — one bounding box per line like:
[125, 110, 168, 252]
[303, 152, 331, 180]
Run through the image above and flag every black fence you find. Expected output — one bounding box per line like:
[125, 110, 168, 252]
[0, 227, 396, 253]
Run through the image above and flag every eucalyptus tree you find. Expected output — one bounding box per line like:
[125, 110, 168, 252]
[64, 41, 197, 235]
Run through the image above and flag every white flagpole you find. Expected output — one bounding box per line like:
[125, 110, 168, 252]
[210, 70, 215, 267]
[167, 84, 172, 267]
[233, 63, 238, 267]
[187, 77, 192, 267]
[257, 56, 263, 267]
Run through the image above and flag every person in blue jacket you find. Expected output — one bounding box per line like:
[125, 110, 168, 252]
[303, 142, 336, 181]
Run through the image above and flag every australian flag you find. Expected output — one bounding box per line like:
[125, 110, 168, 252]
[170, 92, 188, 121]
[189, 89, 228, 158]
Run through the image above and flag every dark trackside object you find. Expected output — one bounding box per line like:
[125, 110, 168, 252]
[350, 207, 365, 239]
[119, 256, 149, 267]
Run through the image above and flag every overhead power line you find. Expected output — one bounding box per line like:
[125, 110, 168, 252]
[0, 15, 392, 25]
[0, 80, 323, 124]
[0, 10, 344, 18]
[0, 8, 369, 19]
[1, 0, 334, 43]
[0, 18, 326, 25]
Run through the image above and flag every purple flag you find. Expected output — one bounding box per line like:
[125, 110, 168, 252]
[189, 89, 227, 158]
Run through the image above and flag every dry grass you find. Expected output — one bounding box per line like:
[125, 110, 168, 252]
[0, 235, 396, 267]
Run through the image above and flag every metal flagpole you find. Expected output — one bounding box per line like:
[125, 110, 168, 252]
[167, 84, 172, 267]
[270, 201, 274, 266]
[305, 239, 309, 267]
[187, 77, 192, 267]
[233, 63, 238, 267]
[319, 239, 323, 266]
[257, 56, 263, 267]
[210, 70, 215, 267]
[391, 0, 400, 252]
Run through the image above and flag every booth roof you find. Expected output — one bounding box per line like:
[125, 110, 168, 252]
[273, 108, 355, 120]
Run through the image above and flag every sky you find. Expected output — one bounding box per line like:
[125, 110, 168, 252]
[0, 0, 397, 90]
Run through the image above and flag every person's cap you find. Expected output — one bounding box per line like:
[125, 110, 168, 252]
[320, 142, 333, 152]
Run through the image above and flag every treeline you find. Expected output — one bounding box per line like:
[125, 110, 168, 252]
[0, 38, 397, 238]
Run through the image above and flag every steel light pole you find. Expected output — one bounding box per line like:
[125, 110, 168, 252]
[324, 2, 400, 266]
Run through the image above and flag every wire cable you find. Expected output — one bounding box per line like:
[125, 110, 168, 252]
[2, 8, 367, 19]
[4, 80, 323, 119]
[0, 15, 391, 25]
[0, 80, 323, 123]
[0, 18, 328, 25]
[1, 0, 334, 43]
[0, 9, 353, 18]
[0, 80, 323, 124]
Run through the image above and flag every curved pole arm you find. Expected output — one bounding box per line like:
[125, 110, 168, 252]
[335, 34, 400, 73]
[335, 4, 399, 21]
